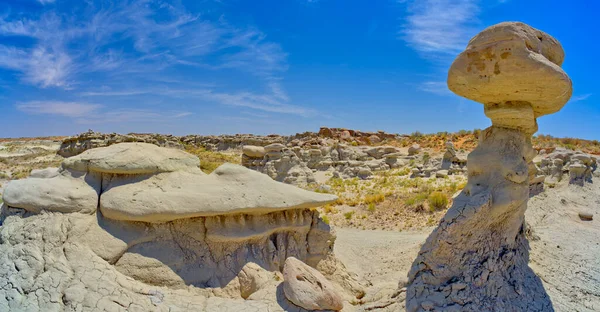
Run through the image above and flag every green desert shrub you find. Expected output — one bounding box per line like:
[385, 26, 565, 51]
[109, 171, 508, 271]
[428, 192, 449, 211]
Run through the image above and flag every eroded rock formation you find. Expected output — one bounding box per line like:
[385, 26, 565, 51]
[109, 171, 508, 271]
[407, 22, 572, 311]
[242, 143, 417, 185]
[1, 143, 362, 311]
[59, 130, 184, 157]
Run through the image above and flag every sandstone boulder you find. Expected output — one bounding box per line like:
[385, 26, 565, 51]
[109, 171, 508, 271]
[264, 143, 286, 153]
[448, 22, 572, 134]
[242, 145, 266, 158]
[408, 144, 421, 156]
[238, 262, 281, 299]
[283, 257, 343, 311]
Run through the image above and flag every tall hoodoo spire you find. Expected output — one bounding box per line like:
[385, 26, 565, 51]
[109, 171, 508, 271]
[406, 22, 572, 312]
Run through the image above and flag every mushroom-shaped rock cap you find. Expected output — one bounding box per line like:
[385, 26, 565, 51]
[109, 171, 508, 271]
[448, 22, 572, 119]
[62, 142, 200, 174]
[100, 163, 337, 222]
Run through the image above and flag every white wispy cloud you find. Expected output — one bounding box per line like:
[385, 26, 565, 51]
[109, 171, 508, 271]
[16, 101, 102, 117]
[418, 81, 452, 95]
[0, 0, 306, 119]
[76, 109, 193, 124]
[569, 93, 592, 103]
[401, 0, 479, 57]
[15, 100, 191, 123]
[78, 82, 313, 116]
[37, 0, 56, 4]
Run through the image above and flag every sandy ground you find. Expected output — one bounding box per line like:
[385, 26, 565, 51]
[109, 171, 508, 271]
[526, 181, 600, 311]
[333, 180, 600, 311]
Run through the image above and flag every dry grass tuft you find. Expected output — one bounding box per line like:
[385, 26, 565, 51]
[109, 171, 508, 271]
[184, 145, 240, 173]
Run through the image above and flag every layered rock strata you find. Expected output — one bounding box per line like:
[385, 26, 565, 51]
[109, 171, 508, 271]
[407, 22, 572, 311]
[0, 143, 363, 311]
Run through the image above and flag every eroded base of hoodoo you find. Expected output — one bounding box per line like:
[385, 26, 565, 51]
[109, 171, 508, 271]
[406, 126, 553, 312]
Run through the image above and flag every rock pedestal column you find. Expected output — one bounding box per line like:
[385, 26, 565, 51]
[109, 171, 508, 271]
[406, 22, 572, 311]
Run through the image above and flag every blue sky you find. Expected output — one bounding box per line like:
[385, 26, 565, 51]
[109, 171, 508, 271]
[0, 0, 597, 139]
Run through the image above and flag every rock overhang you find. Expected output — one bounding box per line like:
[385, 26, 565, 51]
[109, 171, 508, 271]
[447, 21, 572, 132]
[2, 143, 337, 224]
[100, 163, 338, 223]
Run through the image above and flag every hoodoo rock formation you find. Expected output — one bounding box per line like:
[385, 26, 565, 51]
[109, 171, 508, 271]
[407, 22, 572, 311]
[0, 143, 364, 311]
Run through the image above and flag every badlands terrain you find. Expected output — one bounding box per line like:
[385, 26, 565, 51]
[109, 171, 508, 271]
[1, 22, 598, 312]
[0, 126, 599, 311]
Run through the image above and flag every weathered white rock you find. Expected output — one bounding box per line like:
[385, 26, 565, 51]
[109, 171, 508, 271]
[408, 144, 421, 156]
[0, 142, 360, 312]
[100, 163, 337, 222]
[3, 170, 100, 214]
[435, 170, 448, 178]
[29, 167, 60, 179]
[62, 142, 200, 174]
[283, 257, 343, 311]
[264, 143, 285, 153]
[242, 145, 266, 158]
[238, 262, 280, 299]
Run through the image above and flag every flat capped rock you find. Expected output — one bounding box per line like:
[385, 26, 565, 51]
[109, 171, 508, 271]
[100, 163, 337, 222]
[448, 22, 572, 118]
[242, 145, 266, 158]
[283, 257, 343, 311]
[264, 143, 285, 153]
[62, 142, 200, 174]
[3, 171, 99, 214]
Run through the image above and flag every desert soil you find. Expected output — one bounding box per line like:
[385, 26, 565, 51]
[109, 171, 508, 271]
[333, 180, 600, 311]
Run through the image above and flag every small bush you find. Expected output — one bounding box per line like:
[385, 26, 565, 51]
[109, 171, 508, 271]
[406, 192, 429, 207]
[346, 198, 360, 207]
[422, 152, 430, 163]
[367, 203, 376, 212]
[344, 211, 355, 220]
[396, 167, 411, 176]
[428, 192, 449, 211]
[411, 131, 424, 138]
[364, 193, 385, 204]
[323, 204, 338, 214]
[11, 169, 31, 180]
[322, 215, 330, 224]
